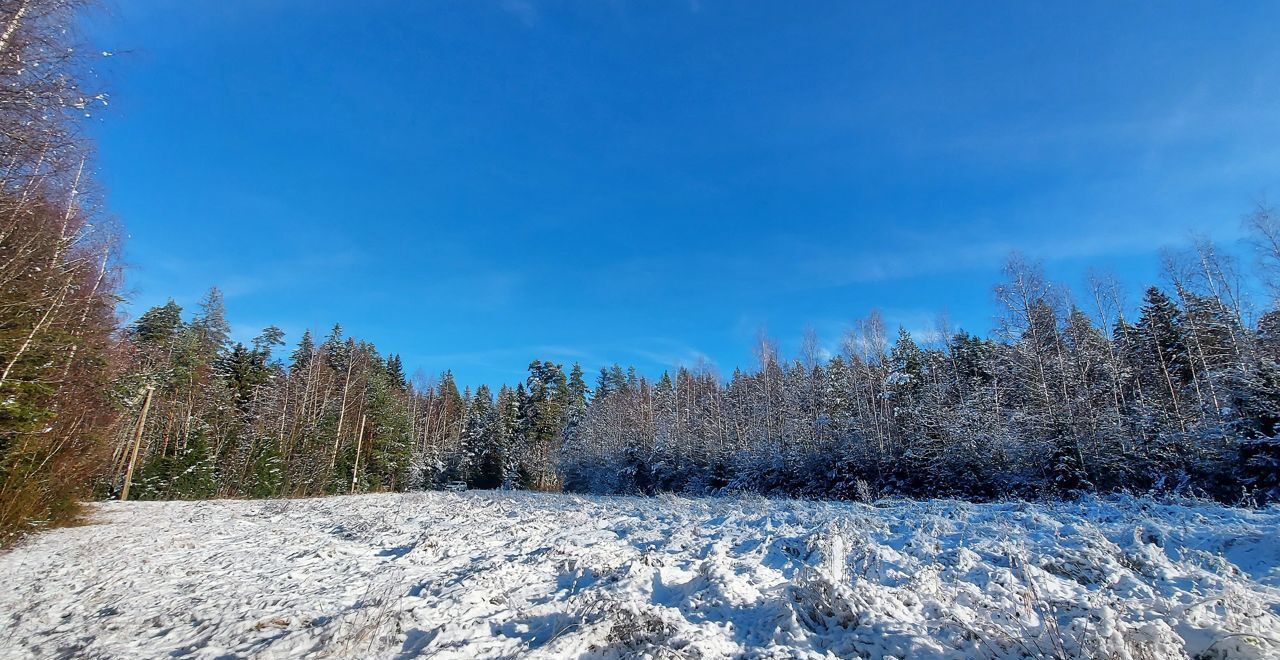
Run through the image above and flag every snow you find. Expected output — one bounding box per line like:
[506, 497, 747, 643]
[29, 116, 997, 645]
[1, 492, 1278, 659]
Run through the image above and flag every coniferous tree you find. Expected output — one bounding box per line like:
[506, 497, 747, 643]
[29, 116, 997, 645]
[463, 385, 502, 488]
[131, 300, 184, 347]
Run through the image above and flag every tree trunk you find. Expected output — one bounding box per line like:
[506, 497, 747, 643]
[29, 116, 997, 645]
[120, 386, 156, 501]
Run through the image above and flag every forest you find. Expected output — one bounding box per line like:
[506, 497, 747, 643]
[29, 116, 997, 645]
[2, 0, 1280, 547]
[103, 238, 1280, 512]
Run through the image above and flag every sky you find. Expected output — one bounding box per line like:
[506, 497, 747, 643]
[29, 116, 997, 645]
[84, 1, 1280, 386]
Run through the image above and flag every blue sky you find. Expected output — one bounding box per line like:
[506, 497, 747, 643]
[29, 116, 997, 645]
[86, 1, 1280, 386]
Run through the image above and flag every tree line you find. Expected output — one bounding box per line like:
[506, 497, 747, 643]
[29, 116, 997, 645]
[111, 294, 586, 501]
[564, 242, 1280, 504]
[105, 229, 1280, 509]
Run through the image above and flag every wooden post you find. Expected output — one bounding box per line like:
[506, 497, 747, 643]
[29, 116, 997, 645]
[350, 414, 366, 494]
[120, 386, 155, 501]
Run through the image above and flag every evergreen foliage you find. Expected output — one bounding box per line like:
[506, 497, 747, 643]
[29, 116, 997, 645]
[94, 236, 1280, 508]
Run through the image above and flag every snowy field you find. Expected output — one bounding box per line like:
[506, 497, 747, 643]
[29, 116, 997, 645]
[1, 493, 1278, 659]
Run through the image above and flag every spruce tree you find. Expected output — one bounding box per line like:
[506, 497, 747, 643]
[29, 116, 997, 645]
[386, 354, 407, 391]
[361, 362, 413, 492]
[290, 330, 316, 373]
[193, 288, 231, 358]
[1136, 287, 1193, 434]
[463, 385, 502, 488]
[131, 300, 184, 347]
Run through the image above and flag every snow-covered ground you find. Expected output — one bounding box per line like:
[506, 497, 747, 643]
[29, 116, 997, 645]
[1, 492, 1278, 659]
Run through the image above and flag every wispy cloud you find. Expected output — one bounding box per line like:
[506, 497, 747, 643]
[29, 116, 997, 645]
[124, 250, 366, 306]
[620, 337, 714, 372]
[406, 336, 714, 385]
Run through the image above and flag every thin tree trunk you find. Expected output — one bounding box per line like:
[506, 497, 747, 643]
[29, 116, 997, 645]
[350, 414, 366, 494]
[120, 386, 156, 501]
[58, 247, 111, 383]
[328, 359, 355, 474]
